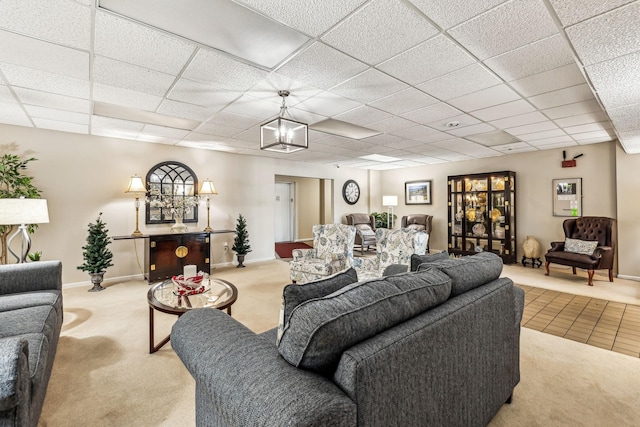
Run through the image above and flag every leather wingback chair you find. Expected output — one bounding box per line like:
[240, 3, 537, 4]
[544, 216, 616, 286]
[346, 213, 376, 255]
[401, 214, 433, 252]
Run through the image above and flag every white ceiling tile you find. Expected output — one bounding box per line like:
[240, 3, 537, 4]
[543, 100, 603, 120]
[409, 0, 507, 29]
[411, 156, 450, 164]
[0, 0, 91, 50]
[509, 63, 587, 97]
[321, 0, 438, 65]
[564, 122, 612, 135]
[141, 124, 190, 139]
[219, 94, 282, 119]
[183, 48, 269, 91]
[14, 87, 89, 114]
[33, 118, 88, 134]
[575, 136, 615, 145]
[570, 129, 615, 141]
[527, 84, 595, 109]
[93, 56, 176, 97]
[390, 125, 441, 142]
[0, 85, 14, 103]
[483, 34, 574, 81]
[467, 131, 521, 146]
[472, 99, 536, 121]
[368, 87, 438, 115]
[434, 152, 474, 161]
[91, 115, 145, 132]
[0, 63, 90, 98]
[0, 30, 89, 80]
[168, 79, 240, 109]
[425, 114, 482, 131]
[95, 11, 196, 75]
[236, 0, 367, 37]
[367, 116, 418, 133]
[135, 133, 179, 145]
[24, 105, 89, 124]
[157, 99, 216, 122]
[294, 91, 362, 117]
[248, 73, 322, 105]
[506, 120, 559, 136]
[401, 103, 461, 125]
[565, 2, 640, 66]
[199, 111, 260, 132]
[378, 35, 475, 85]
[548, 0, 633, 27]
[361, 133, 404, 145]
[275, 42, 368, 90]
[194, 124, 242, 138]
[489, 111, 548, 129]
[527, 139, 577, 148]
[448, 84, 521, 111]
[518, 129, 567, 141]
[606, 104, 640, 132]
[92, 83, 163, 111]
[585, 51, 640, 109]
[492, 142, 537, 153]
[330, 68, 407, 103]
[89, 128, 140, 141]
[333, 106, 392, 126]
[445, 123, 496, 137]
[285, 108, 327, 125]
[448, 0, 558, 60]
[416, 64, 501, 101]
[554, 111, 610, 127]
[0, 101, 32, 126]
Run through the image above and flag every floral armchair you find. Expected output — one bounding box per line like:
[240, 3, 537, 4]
[289, 224, 356, 284]
[354, 228, 428, 281]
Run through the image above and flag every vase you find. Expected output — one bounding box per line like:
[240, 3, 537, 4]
[88, 272, 105, 292]
[523, 236, 541, 258]
[236, 254, 246, 268]
[171, 217, 188, 233]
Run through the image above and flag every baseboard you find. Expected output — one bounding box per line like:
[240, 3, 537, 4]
[63, 273, 144, 289]
[617, 274, 640, 282]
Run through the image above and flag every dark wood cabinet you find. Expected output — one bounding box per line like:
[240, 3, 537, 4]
[144, 232, 210, 283]
[447, 171, 517, 264]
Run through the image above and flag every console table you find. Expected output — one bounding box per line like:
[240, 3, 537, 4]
[113, 230, 234, 283]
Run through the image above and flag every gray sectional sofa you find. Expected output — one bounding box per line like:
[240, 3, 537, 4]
[173, 252, 524, 426]
[0, 261, 63, 427]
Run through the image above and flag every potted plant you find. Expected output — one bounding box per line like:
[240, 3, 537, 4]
[77, 213, 114, 292]
[371, 212, 397, 229]
[231, 214, 251, 268]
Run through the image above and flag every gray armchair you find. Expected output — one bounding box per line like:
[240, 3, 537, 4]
[345, 213, 376, 255]
[401, 214, 433, 252]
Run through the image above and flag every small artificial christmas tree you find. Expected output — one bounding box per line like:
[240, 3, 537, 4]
[231, 214, 251, 268]
[77, 213, 114, 291]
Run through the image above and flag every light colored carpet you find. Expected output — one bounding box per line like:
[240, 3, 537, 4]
[39, 260, 640, 426]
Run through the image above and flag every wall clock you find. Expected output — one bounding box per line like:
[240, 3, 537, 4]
[342, 179, 360, 205]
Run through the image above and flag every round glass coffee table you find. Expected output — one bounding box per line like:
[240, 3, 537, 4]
[147, 277, 238, 353]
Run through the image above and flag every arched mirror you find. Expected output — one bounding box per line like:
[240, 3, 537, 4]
[145, 161, 199, 224]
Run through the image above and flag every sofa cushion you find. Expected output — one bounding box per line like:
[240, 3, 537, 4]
[419, 252, 503, 297]
[0, 305, 57, 339]
[410, 250, 449, 272]
[278, 268, 452, 373]
[564, 237, 598, 255]
[277, 268, 358, 344]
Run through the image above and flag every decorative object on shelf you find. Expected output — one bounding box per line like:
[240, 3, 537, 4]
[553, 178, 582, 217]
[125, 174, 146, 237]
[145, 161, 198, 225]
[405, 180, 432, 205]
[172, 271, 207, 296]
[77, 213, 113, 292]
[521, 235, 542, 268]
[494, 226, 505, 239]
[148, 186, 198, 233]
[232, 214, 251, 268]
[199, 179, 218, 232]
[342, 179, 360, 205]
[0, 197, 49, 263]
[465, 208, 476, 222]
[490, 208, 501, 222]
[382, 195, 398, 229]
[260, 90, 308, 153]
[472, 223, 486, 236]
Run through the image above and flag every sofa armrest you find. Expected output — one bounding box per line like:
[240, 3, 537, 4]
[0, 337, 30, 412]
[591, 246, 612, 260]
[0, 261, 62, 296]
[291, 248, 315, 261]
[548, 241, 565, 252]
[172, 309, 356, 426]
[513, 286, 525, 327]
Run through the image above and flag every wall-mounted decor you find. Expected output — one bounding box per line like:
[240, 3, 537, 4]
[405, 180, 432, 205]
[145, 161, 199, 225]
[342, 179, 360, 205]
[552, 178, 582, 217]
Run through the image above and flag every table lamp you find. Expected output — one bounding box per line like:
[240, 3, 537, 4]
[125, 174, 146, 237]
[199, 179, 218, 232]
[0, 197, 50, 263]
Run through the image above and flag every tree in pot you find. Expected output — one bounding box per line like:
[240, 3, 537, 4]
[231, 214, 251, 268]
[77, 213, 114, 292]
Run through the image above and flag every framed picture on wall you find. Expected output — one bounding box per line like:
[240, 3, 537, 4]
[552, 178, 582, 216]
[405, 180, 432, 205]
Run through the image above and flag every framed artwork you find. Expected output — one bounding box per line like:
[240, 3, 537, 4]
[553, 178, 582, 216]
[405, 180, 432, 205]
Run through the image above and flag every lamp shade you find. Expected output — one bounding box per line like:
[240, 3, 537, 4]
[200, 180, 218, 195]
[125, 175, 146, 193]
[382, 195, 398, 207]
[0, 198, 50, 225]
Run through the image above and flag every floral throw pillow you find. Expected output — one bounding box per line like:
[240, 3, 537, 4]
[564, 237, 598, 255]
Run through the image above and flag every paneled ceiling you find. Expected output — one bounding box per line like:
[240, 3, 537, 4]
[0, 0, 638, 170]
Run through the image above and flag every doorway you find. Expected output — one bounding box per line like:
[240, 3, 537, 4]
[274, 182, 294, 243]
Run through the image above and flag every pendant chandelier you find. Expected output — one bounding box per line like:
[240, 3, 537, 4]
[260, 90, 308, 153]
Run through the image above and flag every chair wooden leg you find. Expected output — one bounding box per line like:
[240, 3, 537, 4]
[544, 262, 550, 276]
[609, 269, 614, 282]
[572, 267, 577, 275]
[587, 270, 594, 286]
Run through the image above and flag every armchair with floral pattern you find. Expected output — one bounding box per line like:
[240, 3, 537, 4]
[354, 228, 428, 281]
[289, 224, 356, 284]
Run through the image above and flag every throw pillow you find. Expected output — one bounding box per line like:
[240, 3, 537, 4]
[277, 268, 358, 344]
[420, 252, 503, 297]
[277, 268, 452, 374]
[564, 237, 598, 255]
[410, 250, 449, 272]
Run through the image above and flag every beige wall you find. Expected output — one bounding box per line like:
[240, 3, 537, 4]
[614, 144, 640, 279]
[275, 175, 323, 242]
